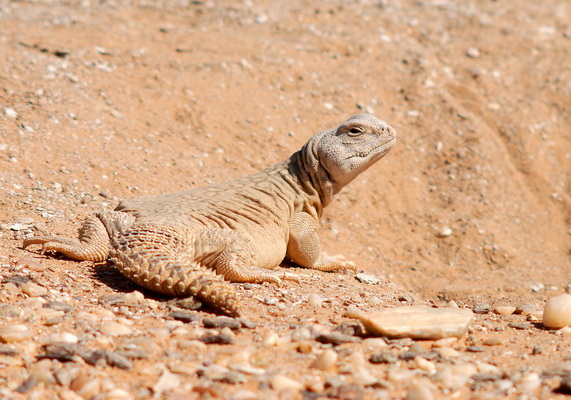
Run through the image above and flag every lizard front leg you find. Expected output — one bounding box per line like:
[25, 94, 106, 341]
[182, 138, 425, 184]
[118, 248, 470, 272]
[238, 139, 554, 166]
[286, 212, 356, 272]
[22, 214, 110, 262]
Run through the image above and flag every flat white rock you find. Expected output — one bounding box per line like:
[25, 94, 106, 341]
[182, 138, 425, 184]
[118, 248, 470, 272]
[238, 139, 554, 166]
[348, 305, 473, 339]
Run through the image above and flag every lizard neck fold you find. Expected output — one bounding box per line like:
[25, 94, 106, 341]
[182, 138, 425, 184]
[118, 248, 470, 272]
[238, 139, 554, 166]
[283, 130, 335, 219]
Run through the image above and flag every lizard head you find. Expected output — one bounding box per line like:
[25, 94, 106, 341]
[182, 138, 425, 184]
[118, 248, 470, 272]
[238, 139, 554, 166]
[315, 114, 396, 195]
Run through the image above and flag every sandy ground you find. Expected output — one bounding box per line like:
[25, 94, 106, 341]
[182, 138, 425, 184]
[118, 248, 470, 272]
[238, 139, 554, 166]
[0, 0, 570, 398]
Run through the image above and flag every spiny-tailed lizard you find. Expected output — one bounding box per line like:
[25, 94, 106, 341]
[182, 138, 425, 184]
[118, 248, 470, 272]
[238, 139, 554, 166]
[24, 114, 396, 316]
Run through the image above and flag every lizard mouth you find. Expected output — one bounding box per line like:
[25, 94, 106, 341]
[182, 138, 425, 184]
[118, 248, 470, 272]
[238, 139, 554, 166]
[346, 137, 396, 159]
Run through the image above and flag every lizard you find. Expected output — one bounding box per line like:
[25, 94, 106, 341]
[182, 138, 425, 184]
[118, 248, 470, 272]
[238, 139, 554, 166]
[23, 114, 396, 316]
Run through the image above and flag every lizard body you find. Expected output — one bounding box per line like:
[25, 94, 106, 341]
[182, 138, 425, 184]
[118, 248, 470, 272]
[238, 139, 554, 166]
[24, 114, 396, 316]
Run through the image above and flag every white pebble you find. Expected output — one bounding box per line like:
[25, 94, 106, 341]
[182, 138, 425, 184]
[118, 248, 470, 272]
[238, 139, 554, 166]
[515, 372, 541, 393]
[21, 282, 48, 297]
[466, 47, 480, 58]
[4, 107, 18, 119]
[270, 375, 304, 391]
[307, 293, 323, 306]
[543, 294, 571, 328]
[414, 356, 436, 374]
[310, 349, 337, 371]
[100, 322, 132, 336]
[44, 332, 79, 345]
[0, 324, 33, 343]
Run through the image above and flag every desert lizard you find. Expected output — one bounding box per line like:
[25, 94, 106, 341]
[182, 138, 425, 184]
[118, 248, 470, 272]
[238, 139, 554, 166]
[24, 114, 396, 316]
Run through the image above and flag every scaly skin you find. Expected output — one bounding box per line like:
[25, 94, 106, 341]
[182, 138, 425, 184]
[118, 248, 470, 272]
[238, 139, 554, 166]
[24, 114, 396, 316]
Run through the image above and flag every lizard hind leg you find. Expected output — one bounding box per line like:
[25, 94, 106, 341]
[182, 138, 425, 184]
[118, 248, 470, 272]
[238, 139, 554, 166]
[108, 224, 242, 316]
[22, 214, 110, 262]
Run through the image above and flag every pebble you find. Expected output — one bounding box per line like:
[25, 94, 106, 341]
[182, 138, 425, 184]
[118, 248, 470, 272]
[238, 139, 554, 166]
[466, 47, 481, 58]
[434, 364, 477, 389]
[270, 375, 304, 391]
[100, 322, 132, 336]
[316, 331, 360, 345]
[406, 379, 435, 400]
[348, 305, 473, 339]
[170, 311, 201, 323]
[198, 333, 234, 344]
[434, 346, 461, 359]
[414, 356, 436, 374]
[543, 294, 571, 328]
[43, 332, 79, 345]
[15, 257, 49, 272]
[310, 349, 337, 371]
[203, 316, 242, 330]
[494, 306, 516, 316]
[515, 372, 541, 393]
[4, 107, 18, 119]
[355, 273, 381, 285]
[122, 291, 145, 304]
[0, 324, 33, 343]
[21, 281, 48, 297]
[369, 353, 398, 364]
[482, 337, 504, 346]
[473, 303, 491, 314]
[307, 293, 323, 306]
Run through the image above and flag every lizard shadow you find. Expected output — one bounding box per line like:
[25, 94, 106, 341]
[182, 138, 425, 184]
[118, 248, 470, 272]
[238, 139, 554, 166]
[91, 262, 225, 315]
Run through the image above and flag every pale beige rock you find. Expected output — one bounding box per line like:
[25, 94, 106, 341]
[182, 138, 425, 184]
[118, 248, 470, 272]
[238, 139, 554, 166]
[105, 389, 133, 400]
[435, 346, 461, 359]
[414, 356, 436, 374]
[349, 305, 473, 339]
[543, 294, 571, 328]
[43, 332, 79, 345]
[21, 281, 48, 297]
[406, 379, 435, 400]
[310, 349, 337, 371]
[123, 290, 145, 304]
[307, 293, 323, 306]
[16, 257, 49, 272]
[100, 322, 132, 336]
[515, 372, 541, 393]
[432, 337, 458, 348]
[36, 308, 65, 319]
[0, 324, 33, 343]
[494, 306, 516, 316]
[271, 375, 304, 391]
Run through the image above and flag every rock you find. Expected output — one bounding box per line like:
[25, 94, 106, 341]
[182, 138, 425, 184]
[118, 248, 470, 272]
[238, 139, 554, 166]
[198, 333, 234, 344]
[203, 316, 242, 330]
[4, 107, 18, 119]
[100, 322, 132, 336]
[414, 356, 436, 374]
[0, 324, 33, 343]
[270, 375, 304, 391]
[494, 306, 516, 316]
[406, 379, 435, 400]
[348, 305, 473, 339]
[434, 364, 477, 389]
[543, 294, 571, 328]
[15, 257, 48, 272]
[369, 353, 398, 364]
[355, 273, 381, 285]
[472, 304, 491, 314]
[310, 349, 337, 371]
[316, 331, 360, 345]
[21, 281, 48, 297]
[307, 293, 323, 306]
[170, 311, 201, 323]
[515, 372, 541, 393]
[43, 332, 79, 345]
[466, 47, 481, 58]
[122, 290, 145, 304]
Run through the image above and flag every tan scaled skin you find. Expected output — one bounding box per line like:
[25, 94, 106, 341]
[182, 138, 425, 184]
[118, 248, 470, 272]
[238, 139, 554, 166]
[24, 114, 396, 316]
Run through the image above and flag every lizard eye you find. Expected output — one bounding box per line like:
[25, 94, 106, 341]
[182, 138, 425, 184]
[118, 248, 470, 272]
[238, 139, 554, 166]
[347, 127, 363, 137]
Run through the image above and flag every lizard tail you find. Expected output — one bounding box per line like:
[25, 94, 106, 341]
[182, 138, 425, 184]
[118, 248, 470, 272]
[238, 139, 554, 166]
[107, 223, 241, 316]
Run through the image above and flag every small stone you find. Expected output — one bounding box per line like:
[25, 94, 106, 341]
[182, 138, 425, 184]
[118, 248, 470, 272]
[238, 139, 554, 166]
[0, 324, 33, 343]
[483, 337, 504, 346]
[316, 331, 360, 345]
[494, 306, 516, 316]
[466, 47, 481, 58]
[106, 389, 132, 400]
[43, 332, 79, 345]
[307, 293, 323, 306]
[270, 375, 304, 391]
[44, 301, 73, 313]
[515, 304, 540, 315]
[203, 317, 242, 330]
[349, 305, 473, 339]
[170, 311, 201, 323]
[473, 304, 491, 314]
[4, 107, 18, 119]
[310, 349, 338, 371]
[435, 227, 453, 238]
[198, 333, 234, 344]
[123, 291, 145, 304]
[434, 364, 477, 389]
[508, 322, 532, 330]
[435, 346, 461, 359]
[369, 353, 398, 364]
[414, 356, 436, 374]
[21, 281, 48, 297]
[355, 273, 381, 285]
[406, 379, 435, 400]
[352, 370, 379, 387]
[543, 294, 571, 328]
[466, 346, 485, 352]
[100, 322, 132, 336]
[15, 258, 48, 272]
[515, 372, 541, 393]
